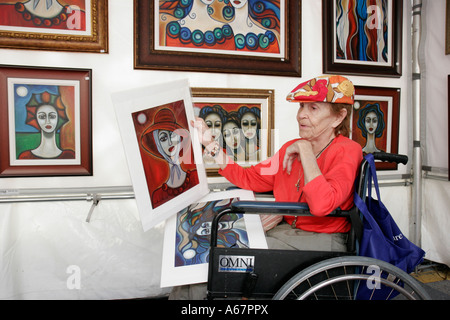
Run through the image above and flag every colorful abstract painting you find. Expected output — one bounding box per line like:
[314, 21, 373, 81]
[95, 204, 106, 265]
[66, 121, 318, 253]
[161, 189, 267, 287]
[0, 0, 88, 33]
[157, 0, 283, 58]
[335, 0, 390, 65]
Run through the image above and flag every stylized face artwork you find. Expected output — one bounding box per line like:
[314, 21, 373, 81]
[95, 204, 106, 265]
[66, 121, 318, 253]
[240, 112, 257, 139]
[223, 122, 242, 149]
[36, 104, 58, 133]
[158, 129, 182, 158]
[230, 0, 248, 9]
[364, 111, 378, 134]
[204, 112, 222, 142]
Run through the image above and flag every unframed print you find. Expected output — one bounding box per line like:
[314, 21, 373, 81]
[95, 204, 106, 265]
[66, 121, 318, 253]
[161, 189, 267, 288]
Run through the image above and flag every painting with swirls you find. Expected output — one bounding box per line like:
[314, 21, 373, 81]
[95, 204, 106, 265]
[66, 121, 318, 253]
[0, 0, 88, 33]
[161, 189, 267, 287]
[157, 0, 284, 58]
[175, 197, 249, 267]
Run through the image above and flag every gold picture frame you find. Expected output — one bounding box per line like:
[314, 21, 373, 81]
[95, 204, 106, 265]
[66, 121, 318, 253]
[0, 0, 108, 53]
[191, 87, 275, 177]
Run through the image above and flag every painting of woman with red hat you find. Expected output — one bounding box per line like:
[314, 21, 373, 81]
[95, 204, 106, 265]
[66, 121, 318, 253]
[132, 101, 199, 209]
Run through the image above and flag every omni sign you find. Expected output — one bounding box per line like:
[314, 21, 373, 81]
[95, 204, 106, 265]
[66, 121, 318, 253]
[218, 255, 255, 273]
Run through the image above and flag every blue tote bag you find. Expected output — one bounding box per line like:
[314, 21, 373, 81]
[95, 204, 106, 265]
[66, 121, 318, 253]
[354, 154, 425, 299]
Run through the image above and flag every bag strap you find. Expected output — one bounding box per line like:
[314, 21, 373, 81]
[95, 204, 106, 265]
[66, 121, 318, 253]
[365, 153, 382, 204]
[353, 154, 384, 238]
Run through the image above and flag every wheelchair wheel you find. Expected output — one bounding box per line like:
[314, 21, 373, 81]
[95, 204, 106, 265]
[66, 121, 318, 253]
[273, 256, 431, 300]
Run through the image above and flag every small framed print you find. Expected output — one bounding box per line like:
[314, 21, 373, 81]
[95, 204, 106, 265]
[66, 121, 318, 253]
[0, 64, 92, 177]
[191, 87, 275, 176]
[0, 0, 108, 53]
[112, 79, 209, 231]
[323, 0, 403, 77]
[352, 86, 401, 170]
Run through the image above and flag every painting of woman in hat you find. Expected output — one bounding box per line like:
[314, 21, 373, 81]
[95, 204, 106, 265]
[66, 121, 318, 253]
[133, 103, 199, 209]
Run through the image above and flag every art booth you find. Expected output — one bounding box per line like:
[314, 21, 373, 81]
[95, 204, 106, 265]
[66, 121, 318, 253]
[0, 0, 449, 300]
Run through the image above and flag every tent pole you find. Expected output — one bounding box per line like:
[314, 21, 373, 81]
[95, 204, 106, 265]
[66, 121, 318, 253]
[411, 0, 423, 246]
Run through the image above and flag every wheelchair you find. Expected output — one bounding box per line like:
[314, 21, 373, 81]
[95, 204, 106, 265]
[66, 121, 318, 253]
[206, 153, 431, 300]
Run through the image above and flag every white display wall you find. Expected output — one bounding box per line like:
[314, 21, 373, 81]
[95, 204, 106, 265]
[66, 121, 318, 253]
[1, 0, 442, 300]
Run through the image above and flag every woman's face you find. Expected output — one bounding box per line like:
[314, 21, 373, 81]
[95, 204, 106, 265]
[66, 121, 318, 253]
[158, 129, 182, 158]
[365, 111, 378, 134]
[36, 104, 58, 133]
[241, 112, 257, 140]
[204, 113, 222, 142]
[230, 0, 248, 9]
[223, 122, 242, 149]
[296, 102, 340, 141]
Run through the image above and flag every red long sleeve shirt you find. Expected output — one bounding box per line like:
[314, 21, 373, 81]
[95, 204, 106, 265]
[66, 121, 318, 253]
[219, 135, 363, 233]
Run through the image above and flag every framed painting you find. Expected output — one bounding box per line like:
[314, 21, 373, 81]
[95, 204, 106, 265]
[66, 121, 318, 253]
[323, 0, 403, 77]
[446, 0, 450, 55]
[134, 0, 301, 77]
[161, 189, 267, 288]
[0, 64, 92, 177]
[112, 79, 209, 231]
[351, 86, 400, 170]
[0, 0, 108, 53]
[191, 87, 275, 176]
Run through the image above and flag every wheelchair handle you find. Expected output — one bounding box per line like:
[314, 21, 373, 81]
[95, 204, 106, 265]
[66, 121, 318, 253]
[210, 208, 233, 248]
[372, 152, 408, 165]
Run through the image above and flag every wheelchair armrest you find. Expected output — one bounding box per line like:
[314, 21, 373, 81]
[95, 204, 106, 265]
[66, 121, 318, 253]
[210, 201, 351, 248]
[231, 200, 309, 215]
[230, 200, 345, 217]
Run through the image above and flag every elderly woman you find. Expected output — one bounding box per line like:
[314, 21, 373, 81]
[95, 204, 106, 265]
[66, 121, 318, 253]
[194, 75, 362, 251]
[170, 75, 363, 300]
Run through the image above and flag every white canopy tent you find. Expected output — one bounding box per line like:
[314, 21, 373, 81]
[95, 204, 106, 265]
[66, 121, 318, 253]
[0, 0, 448, 300]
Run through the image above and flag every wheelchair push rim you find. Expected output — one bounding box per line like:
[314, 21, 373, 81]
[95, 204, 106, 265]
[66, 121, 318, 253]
[272, 256, 431, 300]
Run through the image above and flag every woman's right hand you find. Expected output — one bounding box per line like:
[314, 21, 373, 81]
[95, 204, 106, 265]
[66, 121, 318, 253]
[191, 117, 229, 169]
[190, 117, 214, 147]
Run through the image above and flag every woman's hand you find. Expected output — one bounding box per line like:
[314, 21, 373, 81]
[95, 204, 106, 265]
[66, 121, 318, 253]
[283, 140, 312, 173]
[283, 140, 321, 184]
[190, 117, 214, 147]
[191, 117, 229, 169]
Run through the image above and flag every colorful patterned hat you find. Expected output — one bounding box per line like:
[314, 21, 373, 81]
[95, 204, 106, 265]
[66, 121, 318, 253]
[286, 75, 355, 105]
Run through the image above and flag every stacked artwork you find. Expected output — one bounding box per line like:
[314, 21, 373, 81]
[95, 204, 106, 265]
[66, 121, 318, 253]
[161, 189, 267, 287]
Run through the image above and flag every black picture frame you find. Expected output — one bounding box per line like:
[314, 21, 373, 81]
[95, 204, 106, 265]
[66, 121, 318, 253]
[323, 0, 403, 77]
